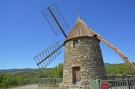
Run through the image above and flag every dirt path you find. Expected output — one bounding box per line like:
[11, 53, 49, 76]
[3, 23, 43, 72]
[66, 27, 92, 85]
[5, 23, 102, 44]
[8, 85, 59, 89]
[9, 85, 38, 89]
[8, 85, 43, 89]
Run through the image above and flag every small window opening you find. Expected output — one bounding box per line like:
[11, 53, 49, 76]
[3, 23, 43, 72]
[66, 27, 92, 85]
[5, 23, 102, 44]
[73, 39, 78, 47]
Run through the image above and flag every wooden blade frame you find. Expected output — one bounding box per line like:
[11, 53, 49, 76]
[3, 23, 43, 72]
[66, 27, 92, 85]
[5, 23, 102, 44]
[34, 41, 63, 69]
[42, 4, 69, 37]
[95, 34, 135, 71]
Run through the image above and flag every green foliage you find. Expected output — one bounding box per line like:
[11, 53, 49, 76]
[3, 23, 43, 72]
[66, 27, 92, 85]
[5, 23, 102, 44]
[0, 63, 135, 88]
[0, 64, 63, 88]
[40, 63, 63, 78]
[105, 63, 135, 75]
[0, 70, 39, 88]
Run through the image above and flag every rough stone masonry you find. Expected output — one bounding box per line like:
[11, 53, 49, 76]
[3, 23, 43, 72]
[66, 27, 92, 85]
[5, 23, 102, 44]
[61, 17, 106, 89]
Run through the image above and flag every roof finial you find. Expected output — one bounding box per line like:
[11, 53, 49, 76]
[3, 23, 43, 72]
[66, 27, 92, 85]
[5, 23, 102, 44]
[77, 9, 81, 20]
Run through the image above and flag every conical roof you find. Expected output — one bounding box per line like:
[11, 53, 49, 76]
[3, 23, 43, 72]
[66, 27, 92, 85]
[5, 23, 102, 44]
[66, 17, 96, 41]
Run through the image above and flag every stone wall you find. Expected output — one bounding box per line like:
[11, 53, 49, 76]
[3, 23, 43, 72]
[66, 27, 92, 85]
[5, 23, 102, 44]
[62, 37, 106, 88]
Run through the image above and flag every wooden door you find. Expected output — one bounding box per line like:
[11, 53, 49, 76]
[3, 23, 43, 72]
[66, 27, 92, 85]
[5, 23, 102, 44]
[73, 67, 81, 84]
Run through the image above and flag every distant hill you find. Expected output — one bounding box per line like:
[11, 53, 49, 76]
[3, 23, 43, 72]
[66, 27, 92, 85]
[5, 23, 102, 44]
[104, 63, 111, 65]
[0, 68, 37, 73]
[0, 63, 135, 75]
[0, 68, 54, 74]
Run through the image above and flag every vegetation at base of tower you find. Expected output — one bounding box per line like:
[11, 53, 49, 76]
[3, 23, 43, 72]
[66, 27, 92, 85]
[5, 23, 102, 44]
[0, 63, 135, 88]
[39, 63, 63, 78]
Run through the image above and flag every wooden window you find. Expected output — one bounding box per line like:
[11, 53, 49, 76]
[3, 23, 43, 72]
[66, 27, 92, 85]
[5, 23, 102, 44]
[72, 67, 81, 84]
[73, 39, 78, 47]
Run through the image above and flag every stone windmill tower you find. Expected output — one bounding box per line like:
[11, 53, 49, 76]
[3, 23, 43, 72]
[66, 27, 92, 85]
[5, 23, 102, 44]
[34, 4, 135, 88]
[63, 17, 106, 86]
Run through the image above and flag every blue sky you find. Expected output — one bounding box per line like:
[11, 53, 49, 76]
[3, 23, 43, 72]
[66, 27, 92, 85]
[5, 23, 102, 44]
[0, 0, 135, 69]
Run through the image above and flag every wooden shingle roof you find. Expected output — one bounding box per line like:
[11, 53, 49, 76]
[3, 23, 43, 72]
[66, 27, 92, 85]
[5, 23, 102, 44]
[66, 17, 96, 41]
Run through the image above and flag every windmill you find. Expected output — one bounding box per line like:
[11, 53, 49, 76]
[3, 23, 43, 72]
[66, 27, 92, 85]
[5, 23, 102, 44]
[34, 4, 135, 87]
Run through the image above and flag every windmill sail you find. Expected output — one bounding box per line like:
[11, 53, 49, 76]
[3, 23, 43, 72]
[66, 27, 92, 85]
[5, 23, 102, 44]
[34, 41, 63, 69]
[42, 4, 69, 37]
[95, 35, 135, 71]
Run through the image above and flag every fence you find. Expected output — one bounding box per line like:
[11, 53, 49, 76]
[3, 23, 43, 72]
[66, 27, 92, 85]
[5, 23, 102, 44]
[38, 78, 135, 89]
[0, 83, 3, 88]
[107, 75, 134, 80]
[38, 78, 62, 87]
[90, 79, 135, 89]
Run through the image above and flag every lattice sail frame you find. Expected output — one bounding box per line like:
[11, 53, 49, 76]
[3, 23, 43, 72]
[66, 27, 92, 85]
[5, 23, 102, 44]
[34, 41, 63, 69]
[42, 4, 69, 36]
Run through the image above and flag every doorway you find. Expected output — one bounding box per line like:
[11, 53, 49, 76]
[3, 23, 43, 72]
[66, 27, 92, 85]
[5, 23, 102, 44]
[72, 67, 81, 84]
